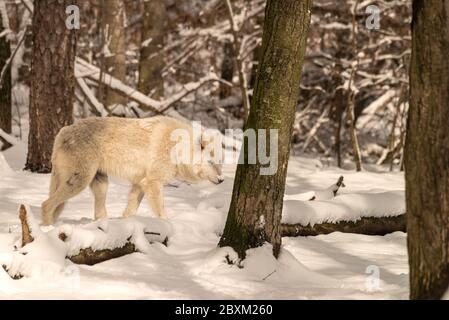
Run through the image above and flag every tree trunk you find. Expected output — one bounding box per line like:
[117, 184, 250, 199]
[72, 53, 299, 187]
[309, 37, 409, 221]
[138, 0, 165, 99]
[406, 0, 449, 300]
[219, 41, 234, 100]
[103, 0, 127, 106]
[219, 0, 312, 259]
[347, 0, 362, 172]
[0, 0, 12, 150]
[25, 0, 77, 173]
[225, 0, 250, 123]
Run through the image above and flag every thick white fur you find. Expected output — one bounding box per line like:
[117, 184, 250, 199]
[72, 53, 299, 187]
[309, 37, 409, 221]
[41, 116, 223, 225]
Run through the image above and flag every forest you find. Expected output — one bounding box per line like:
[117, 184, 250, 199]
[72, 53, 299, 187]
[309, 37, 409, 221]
[0, 0, 448, 302]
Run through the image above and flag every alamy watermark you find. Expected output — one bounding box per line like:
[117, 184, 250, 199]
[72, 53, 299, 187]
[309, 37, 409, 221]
[66, 5, 80, 30]
[65, 4, 382, 31]
[366, 5, 381, 30]
[170, 121, 279, 176]
[365, 265, 381, 292]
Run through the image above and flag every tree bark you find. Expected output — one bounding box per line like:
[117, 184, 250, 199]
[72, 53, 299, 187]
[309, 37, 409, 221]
[0, 0, 12, 150]
[219, 0, 312, 259]
[138, 0, 166, 99]
[406, 0, 449, 300]
[102, 0, 127, 106]
[25, 0, 77, 173]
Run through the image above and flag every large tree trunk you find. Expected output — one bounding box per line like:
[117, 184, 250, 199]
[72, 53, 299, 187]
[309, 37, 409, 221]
[219, 0, 312, 259]
[138, 0, 166, 99]
[102, 0, 127, 106]
[0, 0, 12, 150]
[25, 0, 77, 173]
[406, 0, 449, 300]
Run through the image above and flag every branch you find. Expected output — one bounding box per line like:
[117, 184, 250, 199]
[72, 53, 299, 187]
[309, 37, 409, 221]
[76, 58, 231, 119]
[75, 77, 110, 117]
[75, 58, 164, 114]
[159, 75, 232, 113]
[19, 205, 33, 247]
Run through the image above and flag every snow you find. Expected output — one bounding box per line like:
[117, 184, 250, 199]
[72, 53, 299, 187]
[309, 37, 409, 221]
[0, 0, 12, 39]
[0, 152, 11, 175]
[283, 191, 405, 226]
[0, 144, 409, 299]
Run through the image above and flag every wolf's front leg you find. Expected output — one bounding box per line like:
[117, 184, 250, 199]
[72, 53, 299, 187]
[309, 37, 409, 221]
[123, 184, 144, 218]
[142, 180, 168, 219]
[90, 172, 109, 220]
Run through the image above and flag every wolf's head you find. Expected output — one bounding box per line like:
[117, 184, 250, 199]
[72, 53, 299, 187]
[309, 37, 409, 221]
[170, 126, 224, 185]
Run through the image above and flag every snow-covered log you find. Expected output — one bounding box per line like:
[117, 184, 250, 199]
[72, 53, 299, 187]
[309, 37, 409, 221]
[2, 206, 173, 278]
[281, 214, 406, 237]
[281, 179, 406, 237]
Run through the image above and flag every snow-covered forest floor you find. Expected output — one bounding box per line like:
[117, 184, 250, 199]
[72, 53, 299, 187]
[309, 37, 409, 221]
[0, 137, 408, 299]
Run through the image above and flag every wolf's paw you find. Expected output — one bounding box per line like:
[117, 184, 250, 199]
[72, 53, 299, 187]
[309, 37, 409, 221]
[158, 212, 168, 220]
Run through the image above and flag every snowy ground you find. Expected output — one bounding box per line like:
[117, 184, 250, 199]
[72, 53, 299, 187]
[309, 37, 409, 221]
[0, 140, 408, 300]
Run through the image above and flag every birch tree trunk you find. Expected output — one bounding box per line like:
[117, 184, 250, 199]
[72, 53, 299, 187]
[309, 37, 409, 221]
[138, 0, 166, 99]
[406, 0, 449, 300]
[25, 0, 77, 173]
[219, 0, 312, 259]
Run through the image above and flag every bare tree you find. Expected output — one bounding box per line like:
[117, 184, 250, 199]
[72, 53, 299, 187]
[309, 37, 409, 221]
[346, 0, 362, 171]
[138, 0, 166, 99]
[0, 0, 12, 150]
[406, 0, 449, 300]
[25, 0, 77, 173]
[225, 0, 251, 123]
[102, 0, 126, 107]
[219, 0, 312, 259]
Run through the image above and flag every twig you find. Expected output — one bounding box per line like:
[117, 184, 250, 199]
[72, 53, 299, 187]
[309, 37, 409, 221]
[19, 205, 34, 247]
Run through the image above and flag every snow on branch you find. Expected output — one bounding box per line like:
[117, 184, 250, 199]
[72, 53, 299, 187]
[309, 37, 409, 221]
[75, 77, 110, 117]
[75, 58, 230, 119]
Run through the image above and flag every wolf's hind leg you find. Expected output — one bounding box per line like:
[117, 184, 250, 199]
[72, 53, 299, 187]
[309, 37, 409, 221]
[42, 169, 62, 225]
[52, 203, 66, 222]
[42, 170, 95, 225]
[90, 172, 109, 220]
[122, 184, 144, 218]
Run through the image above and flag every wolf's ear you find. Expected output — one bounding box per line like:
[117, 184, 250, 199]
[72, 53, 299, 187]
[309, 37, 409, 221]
[195, 133, 205, 151]
[199, 129, 208, 151]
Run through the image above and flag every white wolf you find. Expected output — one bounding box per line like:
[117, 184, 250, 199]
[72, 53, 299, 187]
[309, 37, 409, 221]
[41, 116, 224, 225]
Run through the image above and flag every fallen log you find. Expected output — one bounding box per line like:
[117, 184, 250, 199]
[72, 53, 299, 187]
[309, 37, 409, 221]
[67, 242, 137, 266]
[281, 214, 406, 237]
